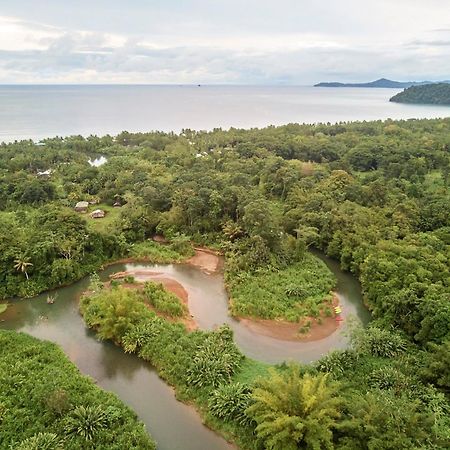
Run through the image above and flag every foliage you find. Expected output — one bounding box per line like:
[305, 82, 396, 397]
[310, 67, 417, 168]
[247, 364, 342, 450]
[208, 382, 255, 427]
[0, 206, 124, 299]
[227, 252, 336, 322]
[420, 340, 450, 390]
[143, 281, 186, 317]
[390, 83, 450, 105]
[129, 239, 192, 263]
[315, 350, 358, 377]
[351, 326, 408, 358]
[2, 118, 450, 449]
[80, 288, 150, 343]
[186, 326, 244, 387]
[0, 330, 155, 449]
[15, 432, 64, 450]
[64, 405, 109, 441]
[337, 391, 437, 449]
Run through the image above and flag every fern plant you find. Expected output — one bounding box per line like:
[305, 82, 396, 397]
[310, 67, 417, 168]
[64, 405, 108, 441]
[247, 364, 342, 450]
[16, 432, 64, 450]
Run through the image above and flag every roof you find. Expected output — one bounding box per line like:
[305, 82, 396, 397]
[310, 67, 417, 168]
[75, 201, 89, 208]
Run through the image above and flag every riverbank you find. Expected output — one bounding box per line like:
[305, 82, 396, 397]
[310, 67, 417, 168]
[108, 271, 196, 331]
[1, 247, 370, 450]
[0, 330, 156, 449]
[237, 293, 341, 342]
[107, 248, 343, 342]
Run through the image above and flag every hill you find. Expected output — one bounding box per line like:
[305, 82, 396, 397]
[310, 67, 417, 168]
[314, 78, 446, 88]
[389, 83, 450, 105]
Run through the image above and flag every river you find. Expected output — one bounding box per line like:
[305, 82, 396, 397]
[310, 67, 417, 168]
[0, 253, 370, 449]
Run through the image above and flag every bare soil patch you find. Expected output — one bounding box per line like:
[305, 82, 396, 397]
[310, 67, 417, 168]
[237, 295, 342, 342]
[187, 248, 221, 274]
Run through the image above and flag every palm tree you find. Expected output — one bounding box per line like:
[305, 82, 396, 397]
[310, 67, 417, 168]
[247, 364, 342, 450]
[14, 257, 33, 280]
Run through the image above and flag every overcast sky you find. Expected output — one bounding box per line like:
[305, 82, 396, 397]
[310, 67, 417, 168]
[0, 0, 449, 84]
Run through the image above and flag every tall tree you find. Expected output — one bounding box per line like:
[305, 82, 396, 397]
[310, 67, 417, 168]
[13, 257, 33, 280]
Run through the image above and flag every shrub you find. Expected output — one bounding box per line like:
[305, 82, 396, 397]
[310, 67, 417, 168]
[227, 252, 336, 322]
[316, 350, 357, 376]
[80, 288, 150, 343]
[64, 405, 109, 441]
[143, 281, 186, 317]
[368, 366, 412, 393]
[208, 382, 255, 427]
[16, 432, 64, 450]
[0, 330, 155, 449]
[186, 326, 243, 388]
[352, 326, 408, 358]
[45, 388, 71, 416]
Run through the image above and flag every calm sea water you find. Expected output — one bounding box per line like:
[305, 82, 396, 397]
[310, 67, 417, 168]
[0, 85, 449, 142]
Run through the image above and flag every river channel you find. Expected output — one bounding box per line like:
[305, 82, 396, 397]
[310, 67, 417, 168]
[0, 253, 370, 450]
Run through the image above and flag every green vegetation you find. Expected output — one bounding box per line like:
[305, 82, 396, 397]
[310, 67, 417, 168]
[248, 367, 342, 449]
[80, 284, 449, 449]
[80, 285, 259, 448]
[0, 303, 7, 314]
[129, 238, 193, 263]
[85, 203, 121, 233]
[227, 253, 335, 321]
[1, 118, 449, 448]
[0, 330, 155, 449]
[143, 281, 187, 317]
[390, 83, 450, 105]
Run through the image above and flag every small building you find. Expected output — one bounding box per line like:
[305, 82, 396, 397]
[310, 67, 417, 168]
[37, 169, 52, 177]
[90, 209, 105, 219]
[113, 201, 122, 207]
[74, 201, 89, 213]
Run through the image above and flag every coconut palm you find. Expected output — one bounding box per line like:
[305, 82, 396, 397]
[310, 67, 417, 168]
[247, 364, 342, 450]
[14, 257, 33, 280]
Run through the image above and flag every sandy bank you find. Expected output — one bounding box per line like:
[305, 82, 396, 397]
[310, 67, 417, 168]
[238, 295, 341, 342]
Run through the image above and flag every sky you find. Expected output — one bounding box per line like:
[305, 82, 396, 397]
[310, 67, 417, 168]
[0, 0, 449, 85]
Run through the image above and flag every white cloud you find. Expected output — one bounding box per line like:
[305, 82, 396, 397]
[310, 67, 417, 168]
[0, 0, 449, 84]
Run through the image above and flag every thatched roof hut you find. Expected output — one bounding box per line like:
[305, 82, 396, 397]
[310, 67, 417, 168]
[90, 209, 105, 219]
[74, 201, 89, 213]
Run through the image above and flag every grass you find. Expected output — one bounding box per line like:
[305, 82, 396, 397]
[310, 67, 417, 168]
[0, 303, 7, 314]
[143, 281, 187, 317]
[233, 358, 270, 384]
[129, 240, 192, 263]
[227, 252, 336, 322]
[82, 203, 122, 233]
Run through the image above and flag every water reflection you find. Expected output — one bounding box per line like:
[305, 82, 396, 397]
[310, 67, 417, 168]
[88, 155, 107, 167]
[1, 253, 368, 449]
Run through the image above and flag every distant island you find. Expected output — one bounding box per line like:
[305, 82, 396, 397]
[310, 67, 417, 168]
[314, 78, 449, 88]
[390, 83, 450, 105]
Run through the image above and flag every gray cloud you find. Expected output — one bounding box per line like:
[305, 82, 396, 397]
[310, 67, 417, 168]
[0, 1, 449, 83]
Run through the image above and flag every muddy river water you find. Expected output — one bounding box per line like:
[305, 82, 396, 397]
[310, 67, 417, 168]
[1, 253, 370, 449]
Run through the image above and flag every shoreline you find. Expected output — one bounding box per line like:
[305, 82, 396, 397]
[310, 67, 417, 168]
[2, 247, 344, 343]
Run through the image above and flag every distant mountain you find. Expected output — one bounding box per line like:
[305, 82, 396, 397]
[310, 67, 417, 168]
[314, 78, 449, 88]
[390, 83, 450, 105]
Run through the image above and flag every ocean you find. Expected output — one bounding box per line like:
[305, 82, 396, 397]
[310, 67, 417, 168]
[0, 84, 449, 142]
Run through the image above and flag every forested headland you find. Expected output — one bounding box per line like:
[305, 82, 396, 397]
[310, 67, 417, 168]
[390, 83, 450, 105]
[1, 117, 449, 448]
